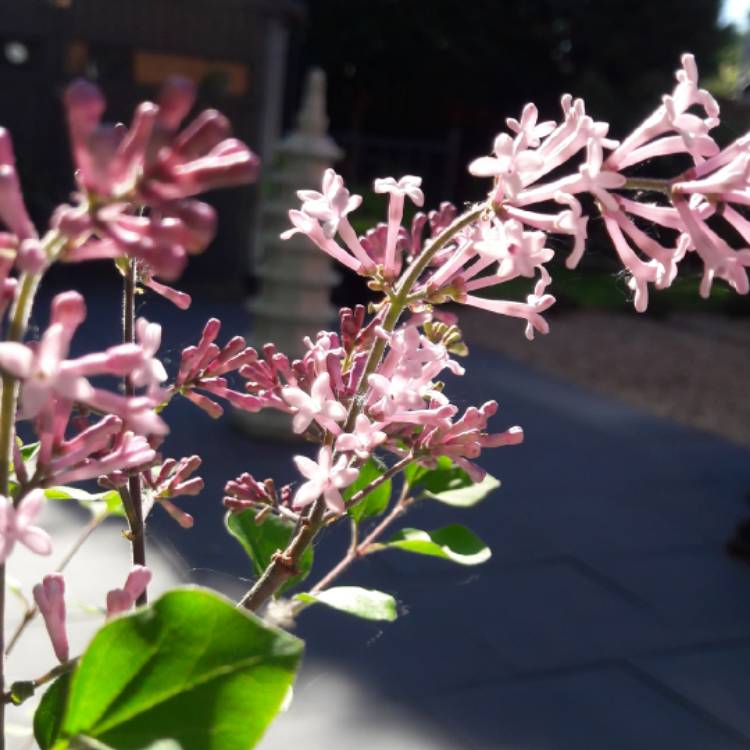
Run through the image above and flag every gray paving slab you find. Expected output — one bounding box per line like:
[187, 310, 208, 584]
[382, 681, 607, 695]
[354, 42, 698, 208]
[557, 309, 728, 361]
[422, 666, 750, 750]
[294, 570, 515, 696]
[636, 644, 750, 741]
[261, 661, 468, 750]
[397, 558, 669, 674]
[583, 547, 750, 643]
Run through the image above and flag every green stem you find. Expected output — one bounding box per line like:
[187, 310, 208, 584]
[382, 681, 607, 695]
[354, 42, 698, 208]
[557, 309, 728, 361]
[344, 203, 485, 433]
[2, 658, 78, 705]
[238, 203, 485, 613]
[621, 177, 672, 195]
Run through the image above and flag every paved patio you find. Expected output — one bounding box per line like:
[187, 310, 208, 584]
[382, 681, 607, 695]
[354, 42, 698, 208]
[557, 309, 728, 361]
[12, 286, 750, 749]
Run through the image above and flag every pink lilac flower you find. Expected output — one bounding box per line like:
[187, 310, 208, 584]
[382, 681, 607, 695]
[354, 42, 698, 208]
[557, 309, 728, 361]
[175, 318, 261, 417]
[280, 210, 363, 273]
[223, 471, 296, 520]
[292, 446, 358, 515]
[0, 490, 52, 563]
[33, 573, 69, 663]
[506, 103, 556, 149]
[469, 132, 544, 200]
[462, 271, 556, 341]
[130, 318, 168, 397]
[416, 401, 524, 482]
[335, 414, 387, 459]
[0, 128, 36, 241]
[141, 455, 204, 528]
[56, 78, 259, 283]
[0, 292, 167, 434]
[282, 372, 347, 434]
[297, 168, 362, 239]
[373, 175, 424, 278]
[52, 430, 155, 485]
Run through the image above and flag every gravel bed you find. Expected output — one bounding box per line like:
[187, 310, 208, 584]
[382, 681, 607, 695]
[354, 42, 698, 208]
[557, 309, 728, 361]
[459, 308, 750, 447]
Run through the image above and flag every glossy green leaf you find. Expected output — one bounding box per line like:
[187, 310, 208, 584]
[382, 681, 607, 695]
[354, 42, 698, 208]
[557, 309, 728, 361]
[34, 671, 72, 750]
[225, 508, 312, 594]
[44, 486, 125, 519]
[343, 457, 391, 522]
[404, 456, 499, 506]
[424, 473, 500, 507]
[386, 525, 491, 565]
[37, 588, 302, 750]
[68, 731, 185, 749]
[296, 586, 397, 621]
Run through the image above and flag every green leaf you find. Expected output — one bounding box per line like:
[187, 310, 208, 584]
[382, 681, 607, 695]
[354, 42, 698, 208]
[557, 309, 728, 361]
[296, 586, 397, 621]
[20, 440, 40, 464]
[226, 509, 312, 594]
[424, 473, 500, 507]
[44, 487, 125, 519]
[343, 457, 391, 522]
[404, 456, 499, 507]
[67, 736, 184, 750]
[386, 525, 491, 565]
[404, 455, 471, 492]
[41, 588, 302, 750]
[34, 671, 72, 750]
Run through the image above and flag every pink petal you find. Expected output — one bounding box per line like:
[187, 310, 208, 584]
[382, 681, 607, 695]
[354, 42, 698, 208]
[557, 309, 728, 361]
[20, 525, 52, 556]
[0, 343, 33, 378]
[16, 489, 44, 526]
[323, 487, 346, 515]
[293, 454, 319, 480]
[292, 478, 323, 509]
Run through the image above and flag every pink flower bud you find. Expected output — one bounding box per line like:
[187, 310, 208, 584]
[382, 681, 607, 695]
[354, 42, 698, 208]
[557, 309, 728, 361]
[160, 499, 194, 528]
[17, 239, 47, 274]
[157, 76, 197, 131]
[105, 589, 132, 618]
[142, 276, 192, 310]
[102, 343, 145, 375]
[0, 165, 35, 240]
[106, 565, 152, 617]
[123, 565, 152, 600]
[33, 573, 69, 663]
[183, 389, 223, 418]
[50, 291, 86, 330]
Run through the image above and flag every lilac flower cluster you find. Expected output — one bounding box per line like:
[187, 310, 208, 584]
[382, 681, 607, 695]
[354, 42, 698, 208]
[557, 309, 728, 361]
[0, 77, 259, 618]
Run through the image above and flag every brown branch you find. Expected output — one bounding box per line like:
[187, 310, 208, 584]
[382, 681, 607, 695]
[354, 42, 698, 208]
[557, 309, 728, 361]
[122, 259, 147, 605]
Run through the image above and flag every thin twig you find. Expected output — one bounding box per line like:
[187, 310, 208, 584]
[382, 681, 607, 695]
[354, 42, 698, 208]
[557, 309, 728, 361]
[122, 259, 147, 605]
[303, 485, 413, 601]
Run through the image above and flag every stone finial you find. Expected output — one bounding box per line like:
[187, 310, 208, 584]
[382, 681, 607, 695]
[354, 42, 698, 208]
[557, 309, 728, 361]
[281, 68, 342, 161]
[296, 68, 328, 137]
[237, 68, 343, 439]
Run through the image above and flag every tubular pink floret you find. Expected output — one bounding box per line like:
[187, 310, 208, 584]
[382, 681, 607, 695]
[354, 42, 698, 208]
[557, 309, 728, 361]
[33, 574, 69, 663]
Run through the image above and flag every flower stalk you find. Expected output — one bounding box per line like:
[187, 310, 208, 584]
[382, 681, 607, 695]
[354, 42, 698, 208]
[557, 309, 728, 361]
[122, 258, 147, 605]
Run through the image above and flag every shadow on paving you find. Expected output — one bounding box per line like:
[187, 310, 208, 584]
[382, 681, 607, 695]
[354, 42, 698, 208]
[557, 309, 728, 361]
[41, 280, 750, 749]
